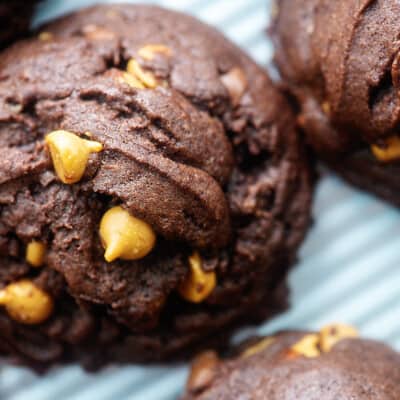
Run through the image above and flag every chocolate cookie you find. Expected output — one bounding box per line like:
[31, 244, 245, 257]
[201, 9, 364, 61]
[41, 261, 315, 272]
[271, 0, 400, 206]
[0, 0, 39, 49]
[0, 4, 313, 370]
[183, 324, 400, 399]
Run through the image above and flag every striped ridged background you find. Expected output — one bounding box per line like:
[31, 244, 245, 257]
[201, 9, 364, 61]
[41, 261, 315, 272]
[1, 0, 399, 399]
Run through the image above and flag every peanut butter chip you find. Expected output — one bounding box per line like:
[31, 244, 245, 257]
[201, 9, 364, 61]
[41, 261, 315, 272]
[38, 32, 53, 41]
[0, 280, 54, 325]
[119, 71, 145, 89]
[45, 130, 103, 184]
[178, 252, 216, 303]
[290, 324, 359, 359]
[187, 351, 219, 394]
[321, 101, 331, 115]
[26, 241, 46, 268]
[126, 58, 158, 88]
[138, 44, 172, 60]
[241, 337, 276, 358]
[220, 67, 248, 105]
[99, 206, 156, 262]
[319, 324, 359, 353]
[291, 334, 321, 358]
[371, 136, 400, 162]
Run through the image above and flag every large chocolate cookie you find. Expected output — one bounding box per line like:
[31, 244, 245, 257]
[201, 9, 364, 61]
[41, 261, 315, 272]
[0, 4, 313, 370]
[271, 0, 400, 206]
[0, 0, 39, 49]
[183, 325, 400, 399]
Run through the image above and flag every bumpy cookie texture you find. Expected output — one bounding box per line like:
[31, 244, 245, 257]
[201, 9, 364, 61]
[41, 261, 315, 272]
[271, 0, 400, 206]
[0, 4, 312, 370]
[0, 0, 39, 49]
[183, 326, 400, 400]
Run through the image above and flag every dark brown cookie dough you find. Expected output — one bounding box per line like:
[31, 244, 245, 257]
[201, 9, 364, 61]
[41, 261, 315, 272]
[271, 0, 400, 206]
[0, 0, 39, 49]
[183, 325, 400, 400]
[0, 4, 313, 370]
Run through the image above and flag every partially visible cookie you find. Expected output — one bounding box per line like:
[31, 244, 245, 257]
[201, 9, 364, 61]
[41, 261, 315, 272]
[271, 0, 400, 206]
[0, 0, 39, 48]
[183, 324, 400, 400]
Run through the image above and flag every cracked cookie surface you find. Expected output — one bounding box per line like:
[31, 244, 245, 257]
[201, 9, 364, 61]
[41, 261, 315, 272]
[0, 4, 313, 370]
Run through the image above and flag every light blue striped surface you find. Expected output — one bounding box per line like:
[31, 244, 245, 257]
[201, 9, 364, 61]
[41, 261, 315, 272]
[1, 1, 399, 399]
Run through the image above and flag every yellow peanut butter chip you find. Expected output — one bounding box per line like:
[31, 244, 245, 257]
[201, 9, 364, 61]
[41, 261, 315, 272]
[319, 323, 358, 353]
[100, 206, 156, 262]
[242, 337, 276, 358]
[26, 241, 46, 268]
[126, 58, 158, 88]
[179, 252, 216, 303]
[0, 280, 54, 324]
[119, 71, 145, 89]
[45, 130, 103, 184]
[220, 67, 247, 105]
[291, 334, 321, 358]
[38, 31, 53, 41]
[321, 101, 331, 115]
[138, 44, 172, 60]
[371, 136, 400, 162]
